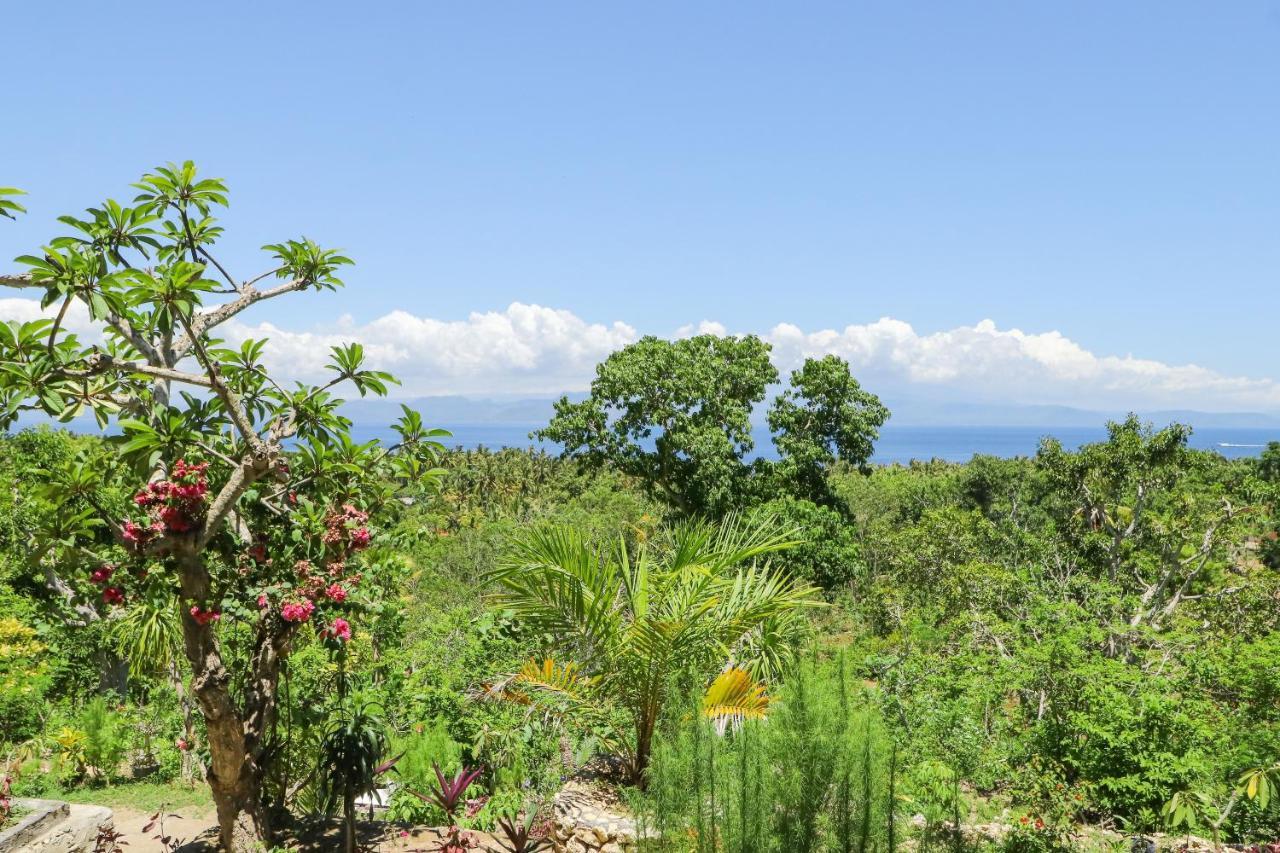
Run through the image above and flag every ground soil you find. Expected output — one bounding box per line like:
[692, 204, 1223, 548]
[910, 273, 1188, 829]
[111, 805, 502, 852]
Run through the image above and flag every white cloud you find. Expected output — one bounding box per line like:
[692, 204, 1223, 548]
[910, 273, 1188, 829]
[764, 317, 1280, 410]
[220, 303, 637, 395]
[1, 297, 1277, 411]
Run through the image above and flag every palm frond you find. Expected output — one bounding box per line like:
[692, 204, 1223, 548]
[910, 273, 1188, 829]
[514, 657, 594, 699]
[666, 512, 801, 575]
[703, 667, 771, 734]
[488, 526, 624, 660]
[111, 598, 182, 674]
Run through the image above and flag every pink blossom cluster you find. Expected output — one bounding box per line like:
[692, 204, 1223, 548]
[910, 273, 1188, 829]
[322, 504, 372, 552]
[122, 459, 211, 546]
[280, 600, 315, 623]
[322, 617, 352, 642]
[189, 606, 221, 626]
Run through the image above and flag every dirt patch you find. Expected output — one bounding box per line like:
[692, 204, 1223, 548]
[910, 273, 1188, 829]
[109, 808, 504, 852]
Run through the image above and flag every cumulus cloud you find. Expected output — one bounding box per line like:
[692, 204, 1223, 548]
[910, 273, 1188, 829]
[219, 303, 637, 395]
[0, 296, 1277, 411]
[764, 317, 1280, 411]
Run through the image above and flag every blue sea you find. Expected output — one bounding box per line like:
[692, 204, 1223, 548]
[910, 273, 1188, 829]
[353, 424, 1278, 465]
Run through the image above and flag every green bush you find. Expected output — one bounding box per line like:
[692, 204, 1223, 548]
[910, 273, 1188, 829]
[635, 655, 895, 853]
[385, 718, 465, 823]
[74, 697, 128, 784]
[753, 497, 865, 590]
[0, 690, 44, 745]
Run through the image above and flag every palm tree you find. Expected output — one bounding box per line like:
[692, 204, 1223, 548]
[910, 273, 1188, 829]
[486, 514, 819, 783]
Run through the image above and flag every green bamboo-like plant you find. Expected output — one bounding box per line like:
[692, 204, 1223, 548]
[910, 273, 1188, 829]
[487, 513, 819, 783]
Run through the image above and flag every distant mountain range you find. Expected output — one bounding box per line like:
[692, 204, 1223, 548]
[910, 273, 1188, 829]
[342, 394, 1280, 430]
[13, 394, 1280, 436]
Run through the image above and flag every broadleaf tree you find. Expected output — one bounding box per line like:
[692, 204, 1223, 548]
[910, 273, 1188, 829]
[535, 334, 778, 516]
[0, 163, 448, 850]
[768, 354, 889, 507]
[536, 336, 888, 518]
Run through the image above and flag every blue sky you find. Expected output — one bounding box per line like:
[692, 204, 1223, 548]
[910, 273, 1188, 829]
[4, 2, 1280, 410]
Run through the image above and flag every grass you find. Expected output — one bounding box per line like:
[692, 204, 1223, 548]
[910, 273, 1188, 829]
[49, 780, 214, 815]
[1, 805, 31, 831]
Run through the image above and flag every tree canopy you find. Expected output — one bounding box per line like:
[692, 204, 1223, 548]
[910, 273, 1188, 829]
[536, 336, 887, 516]
[0, 162, 446, 850]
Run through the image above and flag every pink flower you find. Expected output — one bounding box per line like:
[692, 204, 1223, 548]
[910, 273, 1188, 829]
[102, 587, 124, 605]
[190, 606, 220, 626]
[160, 505, 192, 532]
[280, 600, 315, 623]
[257, 594, 269, 609]
[323, 617, 352, 642]
[350, 527, 372, 550]
[121, 520, 146, 544]
[325, 583, 348, 603]
[90, 565, 115, 584]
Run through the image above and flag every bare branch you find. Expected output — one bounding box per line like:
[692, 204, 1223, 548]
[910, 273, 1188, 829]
[177, 312, 265, 451]
[63, 352, 215, 388]
[173, 273, 299, 355]
[0, 272, 38, 288]
[199, 454, 276, 549]
[197, 246, 238, 290]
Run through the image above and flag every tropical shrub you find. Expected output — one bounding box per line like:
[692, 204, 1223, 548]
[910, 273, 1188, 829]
[634, 655, 895, 853]
[0, 163, 446, 850]
[487, 514, 820, 781]
[0, 617, 47, 744]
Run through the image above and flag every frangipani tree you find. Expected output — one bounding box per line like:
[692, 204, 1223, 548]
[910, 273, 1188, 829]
[486, 515, 820, 783]
[0, 163, 446, 850]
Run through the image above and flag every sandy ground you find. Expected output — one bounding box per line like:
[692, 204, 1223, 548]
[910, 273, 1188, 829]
[109, 806, 501, 852]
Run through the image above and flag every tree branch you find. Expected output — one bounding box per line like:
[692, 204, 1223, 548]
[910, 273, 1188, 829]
[0, 272, 37, 288]
[199, 455, 276, 550]
[173, 273, 299, 356]
[2, 271, 160, 361]
[177, 313, 265, 451]
[61, 352, 215, 388]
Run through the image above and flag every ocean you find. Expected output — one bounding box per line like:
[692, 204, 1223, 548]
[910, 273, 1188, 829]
[351, 424, 1279, 465]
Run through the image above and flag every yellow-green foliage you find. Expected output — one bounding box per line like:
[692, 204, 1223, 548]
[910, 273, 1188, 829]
[0, 616, 48, 744]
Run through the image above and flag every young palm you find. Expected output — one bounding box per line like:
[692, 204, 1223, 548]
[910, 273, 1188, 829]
[487, 513, 819, 782]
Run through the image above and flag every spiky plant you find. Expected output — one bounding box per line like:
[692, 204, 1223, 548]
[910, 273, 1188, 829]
[495, 806, 554, 853]
[317, 701, 392, 853]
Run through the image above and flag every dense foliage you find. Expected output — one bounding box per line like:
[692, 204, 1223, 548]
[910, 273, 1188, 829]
[3, 168, 1279, 851]
[3, 423, 1278, 848]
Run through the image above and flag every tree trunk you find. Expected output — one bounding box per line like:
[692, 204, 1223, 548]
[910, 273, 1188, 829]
[210, 767, 271, 852]
[175, 547, 286, 851]
[633, 711, 656, 787]
[343, 790, 357, 853]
